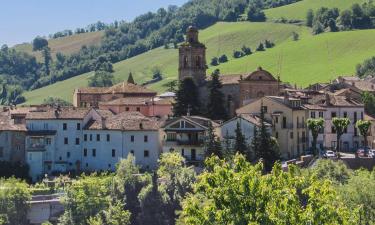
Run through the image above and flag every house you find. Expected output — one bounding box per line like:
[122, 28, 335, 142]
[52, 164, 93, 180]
[98, 96, 173, 117]
[217, 114, 269, 148]
[25, 107, 161, 181]
[73, 81, 157, 108]
[161, 116, 218, 164]
[237, 96, 308, 159]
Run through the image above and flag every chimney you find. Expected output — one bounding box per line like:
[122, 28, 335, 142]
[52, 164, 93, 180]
[325, 93, 331, 106]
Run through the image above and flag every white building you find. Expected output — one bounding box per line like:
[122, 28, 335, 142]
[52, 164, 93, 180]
[161, 116, 217, 164]
[26, 107, 161, 181]
[217, 114, 268, 148]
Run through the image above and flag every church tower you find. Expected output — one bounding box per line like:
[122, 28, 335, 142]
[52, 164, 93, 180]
[178, 26, 207, 86]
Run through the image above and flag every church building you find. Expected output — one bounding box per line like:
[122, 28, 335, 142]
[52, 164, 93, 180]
[178, 26, 282, 116]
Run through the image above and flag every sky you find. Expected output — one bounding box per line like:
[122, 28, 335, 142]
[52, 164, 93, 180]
[0, 0, 188, 46]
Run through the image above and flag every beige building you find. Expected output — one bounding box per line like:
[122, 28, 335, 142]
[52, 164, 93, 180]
[237, 96, 308, 159]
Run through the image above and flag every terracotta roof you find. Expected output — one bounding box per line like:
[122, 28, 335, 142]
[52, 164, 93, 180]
[243, 67, 277, 82]
[100, 97, 174, 106]
[76, 82, 157, 95]
[353, 81, 375, 92]
[0, 115, 26, 131]
[325, 94, 363, 107]
[240, 114, 265, 127]
[26, 107, 90, 120]
[87, 112, 159, 131]
[162, 115, 218, 129]
[302, 104, 326, 111]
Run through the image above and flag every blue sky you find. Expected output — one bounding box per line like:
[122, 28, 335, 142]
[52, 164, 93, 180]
[0, 0, 187, 46]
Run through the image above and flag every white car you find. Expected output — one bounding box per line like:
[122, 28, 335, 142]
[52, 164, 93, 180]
[369, 150, 375, 158]
[324, 150, 336, 158]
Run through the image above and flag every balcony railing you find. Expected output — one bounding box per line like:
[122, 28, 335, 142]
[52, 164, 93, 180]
[177, 140, 204, 146]
[27, 143, 46, 151]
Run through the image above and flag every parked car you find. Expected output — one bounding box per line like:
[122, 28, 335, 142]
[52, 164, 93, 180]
[323, 150, 336, 158]
[368, 149, 375, 158]
[357, 149, 366, 157]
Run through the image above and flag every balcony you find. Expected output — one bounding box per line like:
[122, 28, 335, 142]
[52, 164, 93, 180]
[297, 123, 306, 129]
[164, 139, 204, 146]
[27, 143, 46, 152]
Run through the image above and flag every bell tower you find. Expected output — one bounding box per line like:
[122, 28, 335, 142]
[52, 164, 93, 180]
[178, 26, 207, 86]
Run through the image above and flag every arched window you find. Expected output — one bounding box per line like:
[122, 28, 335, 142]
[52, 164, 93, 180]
[196, 56, 201, 67]
[184, 56, 188, 68]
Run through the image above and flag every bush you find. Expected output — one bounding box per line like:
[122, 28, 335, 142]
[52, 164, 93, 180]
[210, 57, 219, 66]
[256, 43, 265, 51]
[218, 54, 228, 63]
[292, 32, 299, 41]
[241, 45, 252, 55]
[312, 22, 325, 34]
[233, 50, 243, 58]
[264, 40, 275, 48]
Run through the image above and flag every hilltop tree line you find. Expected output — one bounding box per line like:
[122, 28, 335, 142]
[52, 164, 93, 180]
[307, 1, 375, 34]
[0, 0, 299, 105]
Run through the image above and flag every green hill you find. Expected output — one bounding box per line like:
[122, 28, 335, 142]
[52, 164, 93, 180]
[23, 22, 375, 105]
[265, 0, 367, 21]
[13, 31, 104, 61]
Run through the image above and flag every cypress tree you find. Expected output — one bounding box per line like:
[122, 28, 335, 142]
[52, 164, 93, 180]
[207, 69, 228, 120]
[127, 72, 135, 84]
[205, 122, 223, 159]
[234, 121, 248, 156]
[173, 78, 200, 116]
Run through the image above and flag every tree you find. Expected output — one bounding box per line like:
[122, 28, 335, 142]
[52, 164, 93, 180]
[0, 178, 31, 225]
[218, 54, 228, 63]
[94, 56, 114, 73]
[88, 202, 131, 225]
[253, 105, 280, 171]
[361, 92, 375, 116]
[179, 155, 359, 225]
[127, 72, 135, 84]
[152, 67, 162, 80]
[234, 122, 248, 156]
[264, 40, 275, 48]
[233, 50, 243, 58]
[246, 5, 266, 22]
[162, 80, 177, 92]
[312, 22, 325, 35]
[332, 117, 351, 157]
[43, 97, 72, 107]
[307, 118, 325, 156]
[205, 122, 223, 159]
[306, 9, 314, 27]
[356, 56, 375, 78]
[33, 37, 48, 51]
[210, 57, 219, 66]
[356, 120, 371, 148]
[256, 43, 265, 51]
[241, 45, 252, 55]
[339, 10, 353, 29]
[292, 32, 299, 41]
[173, 78, 200, 116]
[88, 70, 114, 87]
[328, 18, 338, 32]
[42, 46, 52, 76]
[207, 70, 228, 120]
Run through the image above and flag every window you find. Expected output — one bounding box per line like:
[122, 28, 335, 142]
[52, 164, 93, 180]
[131, 135, 135, 142]
[344, 127, 348, 133]
[319, 112, 324, 118]
[331, 112, 337, 118]
[46, 138, 51, 145]
[106, 134, 110, 142]
[96, 134, 100, 141]
[343, 112, 347, 118]
[84, 148, 87, 157]
[275, 116, 279, 124]
[282, 117, 287, 129]
[310, 112, 316, 118]
[130, 150, 134, 155]
[108, 164, 111, 168]
[354, 112, 357, 122]
[63, 123, 67, 130]
[181, 148, 185, 156]
[275, 132, 279, 139]
[354, 128, 358, 136]
[0, 147, 3, 158]
[77, 123, 81, 130]
[290, 132, 294, 139]
[89, 134, 93, 141]
[44, 123, 48, 129]
[112, 149, 116, 157]
[261, 106, 268, 113]
[86, 163, 88, 167]
[136, 107, 141, 112]
[331, 126, 336, 133]
[361, 112, 364, 120]
[75, 138, 80, 145]
[126, 107, 130, 111]
[144, 135, 148, 142]
[144, 150, 149, 157]
[84, 134, 87, 141]
[92, 149, 96, 157]
[67, 152, 70, 158]
[64, 138, 68, 145]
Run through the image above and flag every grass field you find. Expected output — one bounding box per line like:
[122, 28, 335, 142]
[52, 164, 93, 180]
[24, 22, 307, 104]
[265, 0, 367, 21]
[13, 31, 104, 61]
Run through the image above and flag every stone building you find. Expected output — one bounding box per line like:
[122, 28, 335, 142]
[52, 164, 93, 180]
[178, 26, 282, 116]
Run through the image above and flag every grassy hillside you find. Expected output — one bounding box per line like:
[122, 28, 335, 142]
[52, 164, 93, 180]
[14, 31, 104, 61]
[23, 21, 375, 105]
[265, 0, 367, 21]
[24, 22, 307, 104]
